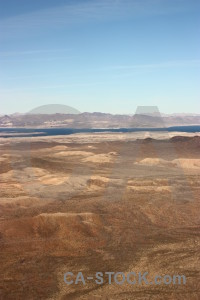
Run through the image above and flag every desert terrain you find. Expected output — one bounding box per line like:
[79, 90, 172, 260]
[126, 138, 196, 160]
[0, 132, 200, 299]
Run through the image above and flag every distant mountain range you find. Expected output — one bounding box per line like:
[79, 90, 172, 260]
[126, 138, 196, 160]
[0, 112, 200, 128]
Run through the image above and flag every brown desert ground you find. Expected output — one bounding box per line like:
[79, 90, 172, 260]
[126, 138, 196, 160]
[0, 132, 200, 299]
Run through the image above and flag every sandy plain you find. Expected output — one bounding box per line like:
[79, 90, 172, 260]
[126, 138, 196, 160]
[0, 132, 200, 299]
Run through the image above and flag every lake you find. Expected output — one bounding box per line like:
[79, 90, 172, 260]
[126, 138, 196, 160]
[0, 125, 200, 138]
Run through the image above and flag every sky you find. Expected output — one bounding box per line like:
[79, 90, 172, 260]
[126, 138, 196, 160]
[0, 0, 199, 114]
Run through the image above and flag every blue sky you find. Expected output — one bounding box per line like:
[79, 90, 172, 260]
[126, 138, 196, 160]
[0, 0, 199, 114]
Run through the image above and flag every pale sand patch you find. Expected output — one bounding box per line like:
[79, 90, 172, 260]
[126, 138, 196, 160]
[0, 170, 15, 179]
[1, 153, 20, 159]
[36, 212, 101, 225]
[128, 179, 169, 186]
[25, 167, 47, 177]
[38, 175, 68, 185]
[135, 158, 200, 169]
[0, 167, 67, 185]
[128, 185, 171, 192]
[53, 150, 94, 157]
[5, 167, 90, 186]
[0, 156, 7, 162]
[88, 176, 123, 189]
[87, 176, 110, 189]
[135, 158, 176, 167]
[37, 145, 69, 153]
[2, 154, 10, 157]
[173, 158, 200, 169]
[38, 212, 95, 218]
[0, 196, 50, 206]
[51, 145, 68, 151]
[90, 175, 110, 182]
[82, 152, 118, 163]
[0, 181, 24, 190]
[25, 167, 67, 185]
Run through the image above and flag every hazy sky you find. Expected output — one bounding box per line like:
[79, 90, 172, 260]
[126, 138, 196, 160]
[0, 0, 199, 114]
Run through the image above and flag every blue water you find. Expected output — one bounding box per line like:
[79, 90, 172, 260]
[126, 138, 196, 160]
[0, 126, 200, 138]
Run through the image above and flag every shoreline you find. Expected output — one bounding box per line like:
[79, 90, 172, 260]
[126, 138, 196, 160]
[0, 131, 200, 143]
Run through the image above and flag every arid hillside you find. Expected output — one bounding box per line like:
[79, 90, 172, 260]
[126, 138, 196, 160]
[0, 134, 200, 299]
